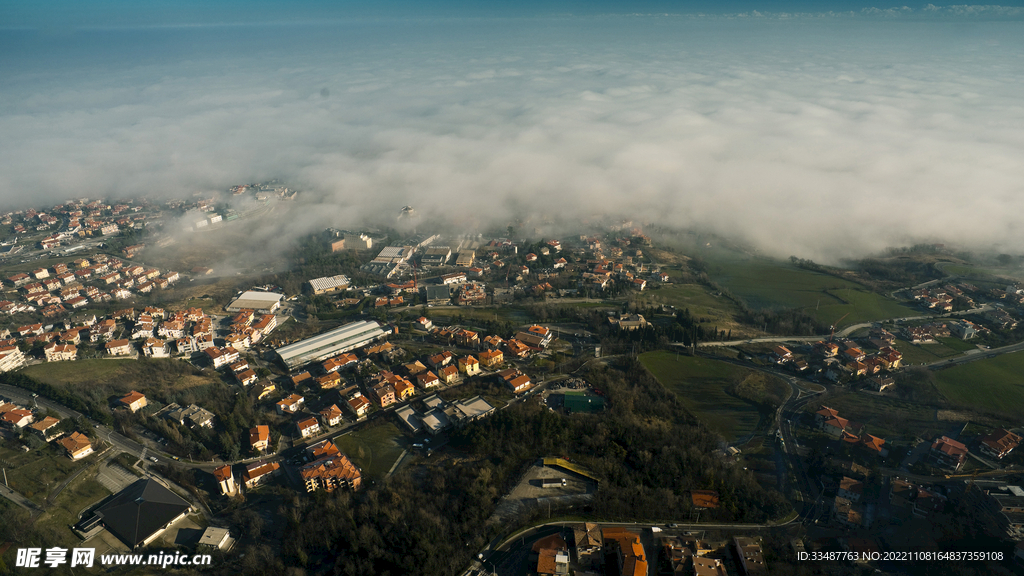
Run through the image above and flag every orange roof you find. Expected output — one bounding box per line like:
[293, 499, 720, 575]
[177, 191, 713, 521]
[213, 464, 233, 482]
[120, 390, 145, 405]
[249, 425, 270, 445]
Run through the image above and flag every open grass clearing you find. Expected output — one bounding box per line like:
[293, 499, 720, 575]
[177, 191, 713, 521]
[820, 392, 943, 440]
[639, 351, 764, 442]
[333, 421, 406, 479]
[20, 358, 221, 396]
[933, 351, 1024, 416]
[0, 442, 92, 505]
[703, 256, 917, 328]
[891, 339, 961, 366]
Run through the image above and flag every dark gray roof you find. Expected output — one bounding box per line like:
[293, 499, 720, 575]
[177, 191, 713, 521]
[93, 478, 192, 549]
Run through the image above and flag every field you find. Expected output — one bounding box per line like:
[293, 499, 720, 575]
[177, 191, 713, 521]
[640, 284, 745, 330]
[891, 339, 963, 366]
[333, 421, 407, 479]
[822, 393, 943, 440]
[638, 351, 766, 442]
[703, 255, 919, 328]
[933, 352, 1024, 416]
[20, 358, 221, 397]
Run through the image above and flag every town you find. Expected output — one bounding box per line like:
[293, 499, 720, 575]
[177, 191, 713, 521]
[0, 185, 1022, 576]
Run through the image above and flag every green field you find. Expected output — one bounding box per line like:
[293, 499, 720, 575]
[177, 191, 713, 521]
[638, 351, 766, 442]
[892, 339, 962, 366]
[933, 352, 1024, 415]
[703, 256, 919, 328]
[642, 284, 743, 325]
[20, 358, 219, 395]
[0, 443, 94, 504]
[333, 422, 407, 479]
[822, 393, 943, 440]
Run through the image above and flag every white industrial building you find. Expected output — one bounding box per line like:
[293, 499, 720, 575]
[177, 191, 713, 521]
[308, 275, 350, 295]
[275, 320, 386, 370]
[225, 291, 284, 313]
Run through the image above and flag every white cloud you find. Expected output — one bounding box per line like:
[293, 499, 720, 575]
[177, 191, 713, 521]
[1, 13, 1024, 262]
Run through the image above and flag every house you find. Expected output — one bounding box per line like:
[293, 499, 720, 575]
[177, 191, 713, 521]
[212, 465, 237, 496]
[979, 429, 1022, 460]
[242, 461, 281, 489]
[290, 371, 313, 387]
[394, 379, 416, 401]
[254, 381, 275, 400]
[415, 317, 433, 331]
[503, 371, 532, 394]
[838, 477, 864, 503]
[833, 496, 861, 527]
[28, 416, 61, 441]
[506, 339, 531, 358]
[119, 391, 147, 412]
[276, 394, 305, 414]
[296, 417, 321, 439]
[772, 345, 792, 363]
[314, 372, 342, 390]
[416, 370, 440, 389]
[249, 425, 271, 452]
[233, 369, 257, 387]
[930, 436, 968, 471]
[105, 338, 133, 356]
[438, 365, 459, 384]
[868, 375, 895, 393]
[370, 382, 397, 408]
[602, 528, 648, 576]
[59, 431, 94, 460]
[320, 404, 344, 427]
[427, 350, 455, 369]
[299, 454, 362, 493]
[731, 537, 767, 576]
[860, 434, 889, 457]
[346, 393, 371, 418]
[458, 355, 481, 376]
[44, 342, 78, 362]
[322, 353, 358, 373]
[574, 523, 603, 568]
[1, 409, 34, 429]
[205, 346, 239, 369]
[0, 346, 25, 372]
[163, 403, 215, 428]
[141, 338, 169, 358]
[478, 349, 504, 368]
[454, 329, 479, 348]
[821, 415, 850, 438]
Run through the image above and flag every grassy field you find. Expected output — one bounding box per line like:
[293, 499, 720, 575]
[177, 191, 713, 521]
[891, 339, 962, 366]
[641, 284, 744, 327]
[0, 442, 93, 504]
[702, 256, 918, 328]
[333, 421, 407, 479]
[638, 351, 765, 442]
[20, 358, 221, 397]
[822, 393, 943, 440]
[933, 352, 1024, 416]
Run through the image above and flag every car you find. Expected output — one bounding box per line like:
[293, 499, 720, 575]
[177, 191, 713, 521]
[171, 456, 179, 461]
[150, 456, 159, 463]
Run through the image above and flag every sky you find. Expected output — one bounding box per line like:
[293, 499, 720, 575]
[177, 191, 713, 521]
[2, 2, 1024, 262]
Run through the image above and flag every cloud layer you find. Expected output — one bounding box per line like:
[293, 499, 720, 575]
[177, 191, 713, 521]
[2, 12, 1024, 262]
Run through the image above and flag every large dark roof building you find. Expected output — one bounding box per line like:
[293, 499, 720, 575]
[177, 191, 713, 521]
[79, 478, 193, 550]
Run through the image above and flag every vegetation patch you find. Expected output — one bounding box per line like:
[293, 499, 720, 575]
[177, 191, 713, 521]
[332, 421, 407, 479]
[638, 351, 768, 442]
[933, 353, 1024, 417]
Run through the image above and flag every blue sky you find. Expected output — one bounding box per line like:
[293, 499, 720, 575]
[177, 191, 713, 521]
[2, 3, 1024, 260]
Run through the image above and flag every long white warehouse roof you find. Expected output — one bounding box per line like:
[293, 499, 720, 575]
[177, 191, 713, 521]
[275, 320, 384, 369]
